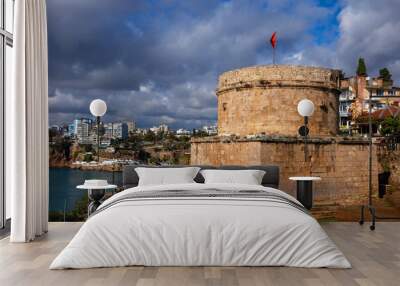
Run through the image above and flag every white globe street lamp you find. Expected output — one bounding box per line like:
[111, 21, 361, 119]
[297, 99, 315, 117]
[297, 99, 315, 162]
[90, 99, 107, 117]
[90, 99, 107, 162]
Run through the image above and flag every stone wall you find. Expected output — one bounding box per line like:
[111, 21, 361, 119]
[217, 65, 342, 137]
[377, 147, 400, 190]
[191, 136, 378, 206]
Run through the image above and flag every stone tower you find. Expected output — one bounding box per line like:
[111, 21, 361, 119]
[217, 65, 342, 137]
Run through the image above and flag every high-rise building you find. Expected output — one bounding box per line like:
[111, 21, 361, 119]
[76, 123, 90, 144]
[88, 131, 98, 145]
[113, 122, 128, 139]
[104, 122, 128, 139]
[68, 123, 75, 137]
[125, 121, 136, 134]
[104, 123, 113, 139]
[74, 118, 93, 144]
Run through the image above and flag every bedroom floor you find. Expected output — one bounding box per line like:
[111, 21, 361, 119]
[0, 222, 399, 286]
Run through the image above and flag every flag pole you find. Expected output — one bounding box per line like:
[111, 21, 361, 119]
[273, 47, 276, 65]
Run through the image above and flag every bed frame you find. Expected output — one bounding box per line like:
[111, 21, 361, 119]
[122, 165, 280, 189]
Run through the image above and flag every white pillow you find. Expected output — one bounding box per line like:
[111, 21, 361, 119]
[136, 167, 201, 186]
[200, 169, 266, 185]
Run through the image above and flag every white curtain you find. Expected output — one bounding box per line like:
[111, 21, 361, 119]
[8, 0, 48, 242]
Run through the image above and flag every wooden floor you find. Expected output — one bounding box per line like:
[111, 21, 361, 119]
[0, 222, 399, 286]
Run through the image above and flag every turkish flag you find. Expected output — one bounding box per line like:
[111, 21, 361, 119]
[270, 32, 277, 49]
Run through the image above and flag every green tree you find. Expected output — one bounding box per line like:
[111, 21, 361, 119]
[49, 193, 89, 222]
[143, 130, 156, 143]
[110, 138, 122, 148]
[80, 144, 93, 153]
[83, 153, 93, 162]
[137, 149, 150, 162]
[72, 150, 80, 160]
[380, 116, 400, 136]
[166, 132, 178, 141]
[49, 128, 58, 142]
[127, 133, 143, 151]
[193, 130, 208, 137]
[379, 68, 392, 81]
[155, 131, 166, 142]
[356, 58, 367, 76]
[62, 138, 72, 160]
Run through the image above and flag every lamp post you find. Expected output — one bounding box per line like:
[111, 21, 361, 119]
[358, 83, 400, 230]
[359, 81, 376, 230]
[297, 99, 315, 162]
[90, 99, 107, 162]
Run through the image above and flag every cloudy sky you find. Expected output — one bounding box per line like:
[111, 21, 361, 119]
[47, 0, 400, 129]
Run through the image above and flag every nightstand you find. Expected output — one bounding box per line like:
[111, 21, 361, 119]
[289, 176, 321, 210]
[77, 180, 118, 216]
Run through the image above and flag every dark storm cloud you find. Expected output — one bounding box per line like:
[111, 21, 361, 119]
[48, 0, 400, 128]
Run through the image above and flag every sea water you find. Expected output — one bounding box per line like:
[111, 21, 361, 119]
[49, 168, 122, 212]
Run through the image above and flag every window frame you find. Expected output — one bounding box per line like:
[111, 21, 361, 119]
[0, 0, 13, 230]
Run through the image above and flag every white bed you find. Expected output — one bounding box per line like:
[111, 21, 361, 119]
[50, 183, 351, 269]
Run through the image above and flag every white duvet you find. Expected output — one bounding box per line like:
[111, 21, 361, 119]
[50, 183, 351, 269]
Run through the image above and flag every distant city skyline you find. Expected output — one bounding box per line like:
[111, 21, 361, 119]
[49, 118, 216, 132]
[49, 120, 217, 135]
[48, 0, 400, 128]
